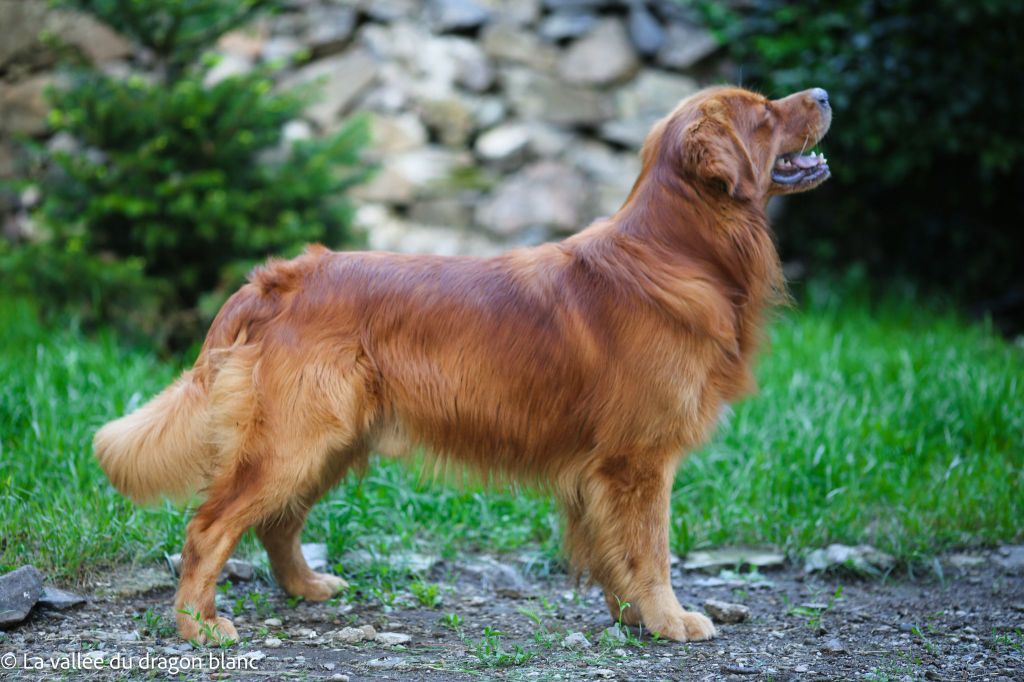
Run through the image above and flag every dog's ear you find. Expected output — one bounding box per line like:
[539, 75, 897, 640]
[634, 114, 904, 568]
[681, 117, 757, 201]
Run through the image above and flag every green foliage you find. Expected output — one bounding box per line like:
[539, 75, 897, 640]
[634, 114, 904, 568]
[8, 0, 369, 344]
[700, 0, 1024, 310]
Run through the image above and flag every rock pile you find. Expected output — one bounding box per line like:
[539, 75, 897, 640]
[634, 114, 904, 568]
[0, 0, 725, 254]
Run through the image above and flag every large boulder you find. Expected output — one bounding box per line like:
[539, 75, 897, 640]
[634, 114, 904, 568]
[279, 49, 378, 130]
[481, 23, 559, 71]
[657, 20, 719, 70]
[353, 147, 473, 204]
[427, 0, 492, 33]
[0, 75, 54, 137]
[600, 70, 700, 148]
[476, 161, 590, 236]
[559, 18, 639, 86]
[503, 68, 613, 126]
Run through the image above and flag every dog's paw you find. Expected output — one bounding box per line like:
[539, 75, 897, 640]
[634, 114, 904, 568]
[649, 610, 717, 642]
[286, 572, 349, 602]
[177, 614, 238, 645]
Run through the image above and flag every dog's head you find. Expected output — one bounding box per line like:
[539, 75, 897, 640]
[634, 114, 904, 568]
[652, 86, 832, 201]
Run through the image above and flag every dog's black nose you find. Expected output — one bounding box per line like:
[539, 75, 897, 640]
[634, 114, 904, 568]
[810, 87, 830, 107]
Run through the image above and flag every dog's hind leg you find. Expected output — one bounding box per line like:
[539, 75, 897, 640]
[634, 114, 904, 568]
[254, 447, 366, 602]
[581, 452, 717, 642]
[174, 455, 287, 644]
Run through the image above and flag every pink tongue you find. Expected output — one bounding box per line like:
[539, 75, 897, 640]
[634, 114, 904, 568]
[792, 154, 819, 169]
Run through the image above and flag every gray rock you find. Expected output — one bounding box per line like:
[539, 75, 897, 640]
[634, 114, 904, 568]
[304, 5, 357, 58]
[419, 96, 477, 146]
[821, 637, 846, 654]
[682, 547, 786, 572]
[37, 587, 85, 611]
[616, 69, 700, 121]
[279, 49, 378, 130]
[301, 543, 328, 572]
[332, 626, 367, 644]
[52, 10, 134, 64]
[103, 566, 176, 597]
[559, 18, 638, 85]
[475, 123, 531, 164]
[521, 121, 573, 157]
[503, 68, 613, 125]
[0, 74, 53, 136]
[460, 556, 530, 597]
[601, 69, 698, 147]
[804, 544, 895, 574]
[409, 197, 473, 226]
[994, 545, 1024, 574]
[446, 38, 494, 92]
[362, 0, 419, 22]
[338, 546, 442, 574]
[264, 636, 283, 648]
[371, 113, 428, 154]
[262, 36, 303, 64]
[704, 598, 751, 624]
[0, 0, 48, 69]
[561, 631, 592, 651]
[476, 161, 589, 235]
[493, 0, 542, 26]
[0, 566, 44, 628]
[597, 119, 651, 150]
[366, 656, 408, 669]
[657, 20, 719, 70]
[376, 631, 412, 645]
[601, 623, 628, 644]
[224, 558, 254, 581]
[429, 0, 492, 32]
[627, 1, 665, 56]
[566, 140, 640, 215]
[482, 23, 559, 71]
[353, 147, 471, 204]
[167, 553, 253, 582]
[543, 0, 609, 9]
[538, 12, 598, 42]
[361, 206, 504, 257]
[946, 553, 987, 570]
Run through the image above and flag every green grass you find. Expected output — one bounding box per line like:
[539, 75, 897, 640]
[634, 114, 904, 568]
[1, 288, 1022, 582]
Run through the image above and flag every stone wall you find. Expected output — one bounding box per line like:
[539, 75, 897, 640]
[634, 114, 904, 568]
[0, 0, 727, 254]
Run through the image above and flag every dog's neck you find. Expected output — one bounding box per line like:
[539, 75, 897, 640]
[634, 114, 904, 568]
[592, 167, 786, 365]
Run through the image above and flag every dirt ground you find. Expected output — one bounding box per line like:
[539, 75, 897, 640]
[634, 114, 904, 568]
[1, 550, 1022, 681]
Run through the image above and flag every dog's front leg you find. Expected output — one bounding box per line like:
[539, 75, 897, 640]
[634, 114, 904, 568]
[580, 452, 716, 642]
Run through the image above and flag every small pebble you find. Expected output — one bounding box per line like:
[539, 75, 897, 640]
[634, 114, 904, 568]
[264, 617, 283, 627]
[264, 637, 283, 648]
[820, 637, 845, 654]
[376, 631, 412, 645]
[704, 599, 751, 624]
[562, 631, 591, 651]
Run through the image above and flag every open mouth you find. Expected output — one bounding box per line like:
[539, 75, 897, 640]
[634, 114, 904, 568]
[771, 151, 830, 186]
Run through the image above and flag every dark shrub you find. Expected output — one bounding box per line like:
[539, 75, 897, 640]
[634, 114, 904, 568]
[6, 0, 370, 345]
[703, 0, 1024, 324]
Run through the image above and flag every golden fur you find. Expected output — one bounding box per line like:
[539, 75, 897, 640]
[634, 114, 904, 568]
[95, 86, 832, 643]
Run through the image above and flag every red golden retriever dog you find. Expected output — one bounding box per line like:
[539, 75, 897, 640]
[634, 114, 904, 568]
[95, 85, 832, 643]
